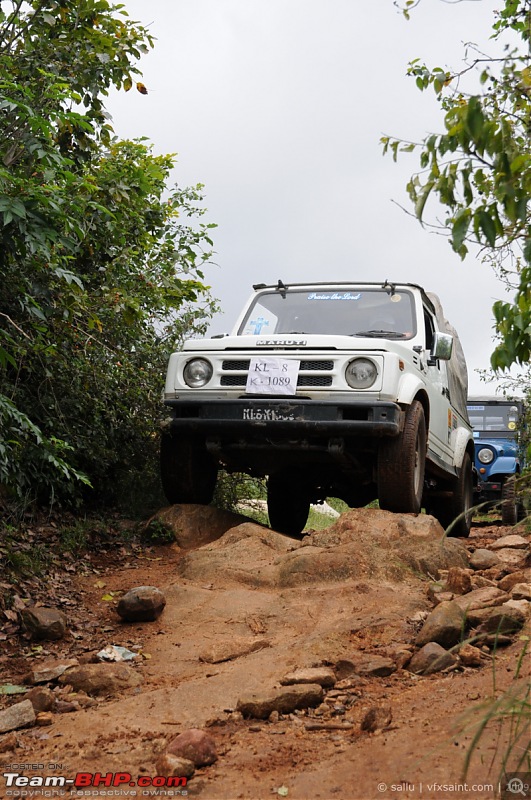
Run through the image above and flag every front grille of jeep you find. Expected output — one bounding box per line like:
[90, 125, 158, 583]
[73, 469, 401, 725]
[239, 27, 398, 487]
[220, 358, 334, 388]
[221, 359, 334, 371]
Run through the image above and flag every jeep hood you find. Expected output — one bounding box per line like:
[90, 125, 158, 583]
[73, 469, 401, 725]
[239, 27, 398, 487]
[182, 333, 409, 351]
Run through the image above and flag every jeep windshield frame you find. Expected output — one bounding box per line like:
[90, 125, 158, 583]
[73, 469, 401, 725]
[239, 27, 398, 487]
[237, 287, 417, 339]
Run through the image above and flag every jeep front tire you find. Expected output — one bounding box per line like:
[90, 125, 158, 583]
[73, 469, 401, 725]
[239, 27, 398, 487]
[378, 400, 426, 514]
[267, 472, 310, 537]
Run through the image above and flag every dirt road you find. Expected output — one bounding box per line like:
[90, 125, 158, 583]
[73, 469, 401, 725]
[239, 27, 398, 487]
[0, 507, 529, 800]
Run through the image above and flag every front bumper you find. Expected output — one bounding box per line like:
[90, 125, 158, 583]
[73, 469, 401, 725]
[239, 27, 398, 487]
[473, 479, 503, 501]
[163, 398, 403, 438]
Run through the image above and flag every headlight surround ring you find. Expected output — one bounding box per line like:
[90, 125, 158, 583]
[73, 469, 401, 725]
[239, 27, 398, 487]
[183, 357, 213, 388]
[345, 358, 378, 390]
[477, 447, 495, 465]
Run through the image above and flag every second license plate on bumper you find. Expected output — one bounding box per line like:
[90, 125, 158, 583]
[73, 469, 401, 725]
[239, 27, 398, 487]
[242, 406, 301, 421]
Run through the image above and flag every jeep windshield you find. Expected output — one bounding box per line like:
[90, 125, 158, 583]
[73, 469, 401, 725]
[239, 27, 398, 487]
[467, 402, 521, 437]
[238, 287, 416, 339]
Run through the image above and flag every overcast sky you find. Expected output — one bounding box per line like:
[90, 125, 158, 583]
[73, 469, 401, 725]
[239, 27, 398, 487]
[107, 0, 514, 395]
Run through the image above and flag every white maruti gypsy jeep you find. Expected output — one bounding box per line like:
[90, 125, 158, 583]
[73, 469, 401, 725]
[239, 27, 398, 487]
[161, 281, 475, 537]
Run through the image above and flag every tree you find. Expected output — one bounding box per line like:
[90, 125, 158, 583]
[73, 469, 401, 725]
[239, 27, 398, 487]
[0, 1, 217, 509]
[382, 0, 531, 371]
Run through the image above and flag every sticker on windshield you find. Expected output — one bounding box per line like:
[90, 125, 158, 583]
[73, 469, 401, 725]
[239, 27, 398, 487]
[467, 405, 485, 411]
[307, 292, 361, 301]
[246, 316, 270, 335]
[241, 303, 278, 335]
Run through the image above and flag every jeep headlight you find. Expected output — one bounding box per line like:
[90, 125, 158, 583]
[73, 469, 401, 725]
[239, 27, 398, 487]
[345, 358, 378, 389]
[477, 447, 494, 464]
[183, 358, 213, 388]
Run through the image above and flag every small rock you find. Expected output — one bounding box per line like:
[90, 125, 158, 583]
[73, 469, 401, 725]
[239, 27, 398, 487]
[469, 550, 500, 571]
[0, 700, 36, 734]
[453, 587, 510, 613]
[499, 572, 527, 592]
[65, 692, 98, 709]
[478, 634, 514, 648]
[236, 684, 324, 719]
[470, 576, 497, 589]
[408, 642, 458, 675]
[35, 712, 53, 727]
[427, 582, 445, 603]
[280, 667, 336, 688]
[167, 729, 217, 767]
[490, 535, 529, 550]
[0, 732, 18, 753]
[26, 687, 55, 713]
[25, 659, 79, 684]
[394, 648, 414, 670]
[511, 583, 531, 601]
[458, 644, 483, 667]
[335, 654, 395, 679]
[334, 677, 362, 690]
[20, 607, 68, 641]
[409, 610, 429, 623]
[474, 602, 527, 636]
[54, 700, 79, 714]
[199, 637, 270, 664]
[415, 601, 464, 648]
[268, 710, 280, 723]
[504, 599, 530, 615]
[445, 567, 472, 595]
[155, 754, 195, 779]
[428, 581, 445, 605]
[360, 705, 392, 732]
[495, 549, 528, 567]
[57, 663, 143, 696]
[432, 592, 454, 605]
[116, 586, 166, 622]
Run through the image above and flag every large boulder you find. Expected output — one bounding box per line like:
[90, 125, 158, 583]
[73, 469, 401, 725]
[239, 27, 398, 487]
[178, 522, 301, 587]
[149, 504, 253, 549]
[178, 508, 467, 588]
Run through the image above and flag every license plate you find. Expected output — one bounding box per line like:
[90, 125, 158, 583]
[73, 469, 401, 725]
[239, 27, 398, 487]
[242, 406, 299, 421]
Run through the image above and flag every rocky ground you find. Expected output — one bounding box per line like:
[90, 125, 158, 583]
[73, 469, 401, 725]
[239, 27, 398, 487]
[0, 505, 529, 800]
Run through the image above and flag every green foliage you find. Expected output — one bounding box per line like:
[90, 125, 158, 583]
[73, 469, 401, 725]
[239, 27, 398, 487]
[213, 472, 267, 512]
[0, 395, 90, 503]
[0, 526, 52, 578]
[0, 2, 217, 511]
[142, 519, 175, 545]
[383, 0, 531, 371]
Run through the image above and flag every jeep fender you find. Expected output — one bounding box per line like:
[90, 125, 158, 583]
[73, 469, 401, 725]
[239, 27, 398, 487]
[453, 427, 474, 470]
[396, 373, 428, 407]
[484, 456, 520, 479]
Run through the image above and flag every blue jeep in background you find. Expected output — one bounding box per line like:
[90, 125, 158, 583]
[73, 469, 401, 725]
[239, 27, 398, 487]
[467, 397, 525, 524]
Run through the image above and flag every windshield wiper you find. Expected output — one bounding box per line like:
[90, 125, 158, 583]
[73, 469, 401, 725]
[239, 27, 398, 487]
[352, 330, 406, 339]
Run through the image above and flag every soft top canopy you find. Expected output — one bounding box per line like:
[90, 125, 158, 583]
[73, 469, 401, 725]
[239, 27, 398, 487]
[427, 293, 469, 421]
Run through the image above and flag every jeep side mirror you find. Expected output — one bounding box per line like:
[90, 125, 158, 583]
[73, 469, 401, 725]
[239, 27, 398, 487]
[429, 332, 453, 363]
